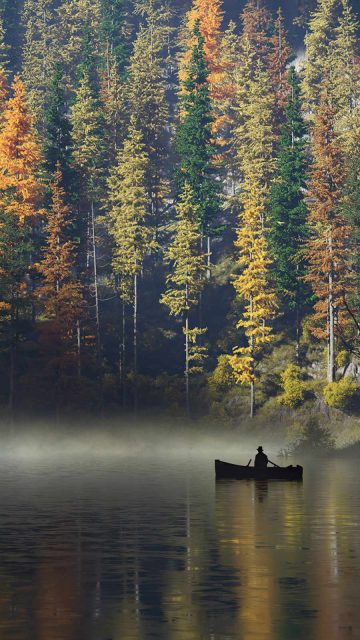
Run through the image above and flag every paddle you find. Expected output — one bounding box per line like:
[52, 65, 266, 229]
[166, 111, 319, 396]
[268, 459, 281, 468]
[247, 459, 252, 467]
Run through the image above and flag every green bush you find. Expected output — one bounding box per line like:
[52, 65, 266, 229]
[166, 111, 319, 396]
[323, 377, 358, 409]
[287, 416, 335, 454]
[279, 364, 306, 408]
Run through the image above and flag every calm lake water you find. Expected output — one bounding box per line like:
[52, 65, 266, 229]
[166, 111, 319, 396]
[0, 450, 359, 639]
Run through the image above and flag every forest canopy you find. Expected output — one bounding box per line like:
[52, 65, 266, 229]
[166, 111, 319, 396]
[0, 0, 359, 424]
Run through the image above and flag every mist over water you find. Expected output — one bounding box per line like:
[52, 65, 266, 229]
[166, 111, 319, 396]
[0, 434, 359, 640]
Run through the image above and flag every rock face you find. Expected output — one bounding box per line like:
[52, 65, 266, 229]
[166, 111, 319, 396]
[341, 362, 360, 383]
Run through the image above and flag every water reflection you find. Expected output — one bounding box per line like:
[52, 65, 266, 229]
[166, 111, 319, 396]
[0, 456, 358, 639]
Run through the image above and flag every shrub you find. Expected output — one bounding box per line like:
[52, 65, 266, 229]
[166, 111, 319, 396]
[279, 364, 306, 408]
[287, 416, 335, 454]
[336, 350, 350, 369]
[208, 355, 235, 396]
[323, 377, 358, 409]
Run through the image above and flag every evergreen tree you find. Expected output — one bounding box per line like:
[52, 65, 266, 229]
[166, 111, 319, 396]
[302, 0, 359, 131]
[269, 67, 309, 353]
[70, 66, 105, 387]
[22, 0, 57, 133]
[176, 19, 219, 260]
[268, 7, 293, 131]
[230, 62, 277, 418]
[37, 169, 85, 413]
[44, 64, 74, 192]
[179, 0, 226, 137]
[107, 119, 155, 410]
[57, 0, 102, 94]
[161, 183, 207, 416]
[100, 0, 129, 76]
[304, 85, 352, 382]
[341, 148, 360, 355]
[126, 0, 172, 237]
[0, 10, 9, 72]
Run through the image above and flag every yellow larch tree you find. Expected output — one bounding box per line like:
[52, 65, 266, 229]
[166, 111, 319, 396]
[229, 62, 277, 418]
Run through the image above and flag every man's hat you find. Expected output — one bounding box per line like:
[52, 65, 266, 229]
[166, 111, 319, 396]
[257, 446, 263, 452]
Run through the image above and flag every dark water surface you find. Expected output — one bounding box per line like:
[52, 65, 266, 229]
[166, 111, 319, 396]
[0, 452, 359, 639]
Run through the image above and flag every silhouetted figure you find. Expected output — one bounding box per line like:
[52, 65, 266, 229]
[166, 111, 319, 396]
[254, 446, 268, 469]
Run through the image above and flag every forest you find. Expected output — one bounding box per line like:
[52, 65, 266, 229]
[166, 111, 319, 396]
[0, 0, 359, 435]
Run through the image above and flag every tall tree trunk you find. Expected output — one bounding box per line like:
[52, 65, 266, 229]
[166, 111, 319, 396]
[8, 295, 16, 425]
[206, 236, 211, 280]
[76, 320, 81, 379]
[185, 313, 190, 419]
[133, 273, 138, 415]
[119, 299, 127, 407]
[91, 200, 102, 404]
[250, 381, 255, 419]
[250, 295, 255, 419]
[328, 232, 335, 383]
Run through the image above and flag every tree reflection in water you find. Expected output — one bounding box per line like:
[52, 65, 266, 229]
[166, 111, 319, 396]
[0, 456, 358, 639]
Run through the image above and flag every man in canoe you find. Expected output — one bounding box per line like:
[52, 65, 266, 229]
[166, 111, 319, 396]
[254, 446, 268, 469]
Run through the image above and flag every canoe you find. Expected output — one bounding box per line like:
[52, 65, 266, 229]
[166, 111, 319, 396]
[215, 459, 303, 481]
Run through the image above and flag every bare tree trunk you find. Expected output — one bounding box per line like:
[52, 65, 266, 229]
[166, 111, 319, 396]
[133, 273, 138, 415]
[118, 299, 127, 407]
[91, 200, 102, 405]
[295, 304, 300, 364]
[250, 295, 255, 419]
[77, 320, 81, 379]
[8, 295, 16, 425]
[122, 302, 126, 407]
[185, 313, 190, 419]
[328, 232, 335, 383]
[250, 382, 255, 419]
[206, 236, 211, 280]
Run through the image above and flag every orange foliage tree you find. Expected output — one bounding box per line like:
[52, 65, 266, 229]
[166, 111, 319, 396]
[240, 0, 272, 65]
[179, 0, 226, 136]
[37, 169, 85, 410]
[304, 85, 353, 383]
[0, 75, 43, 223]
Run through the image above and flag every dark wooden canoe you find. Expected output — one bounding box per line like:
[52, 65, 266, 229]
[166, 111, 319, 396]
[215, 459, 303, 481]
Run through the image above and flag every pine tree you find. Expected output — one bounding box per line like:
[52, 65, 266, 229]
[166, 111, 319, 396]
[268, 7, 293, 131]
[37, 169, 85, 414]
[341, 148, 360, 355]
[44, 64, 74, 192]
[176, 19, 219, 266]
[70, 67, 104, 388]
[57, 0, 102, 94]
[161, 183, 207, 416]
[100, 0, 129, 76]
[230, 62, 277, 418]
[179, 0, 225, 136]
[107, 119, 154, 410]
[22, 0, 57, 133]
[126, 0, 172, 237]
[304, 85, 352, 382]
[269, 67, 309, 354]
[0, 10, 9, 73]
[302, 0, 359, 127]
